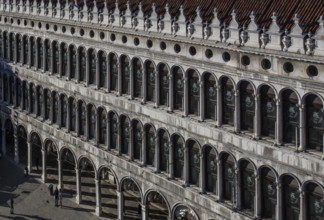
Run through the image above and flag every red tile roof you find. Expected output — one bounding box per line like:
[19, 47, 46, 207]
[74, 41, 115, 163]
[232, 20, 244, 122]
[104, 0, 323, 34]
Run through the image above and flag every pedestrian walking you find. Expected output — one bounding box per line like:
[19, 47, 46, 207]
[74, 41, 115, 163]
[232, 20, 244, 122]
[24, 167, 28, 177]
[10, 198, 14, 214]
[59, 188, 63, 207]
[35, 157, 39, 171]
[54, 187, 59, 207]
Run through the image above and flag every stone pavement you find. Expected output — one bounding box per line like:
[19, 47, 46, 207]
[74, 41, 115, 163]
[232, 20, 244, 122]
[0, 157, 101, 220]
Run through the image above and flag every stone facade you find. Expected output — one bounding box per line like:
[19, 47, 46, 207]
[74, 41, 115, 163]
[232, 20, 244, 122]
[0, 0, 324, 220]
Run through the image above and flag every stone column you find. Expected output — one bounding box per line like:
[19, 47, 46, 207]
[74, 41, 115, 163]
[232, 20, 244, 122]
[142, 205, 147, 220]
[234, 89, 240, 133]
[118, 63, 122, 96]
[86, 53, 90, 86]
[67, 100, 71, 132]
[155, 135, 160, 173]
[216, 86, 222, 126]
[235, 168, 240, 210]
[95, 54, 100, 89]
[85, 108, 89, 141]
[184, 147, 189, 186]
[14, 126, 19, 163]
[75, 167, 81, 204]
[142, 68, 147, 103]
[276, 181, 282, 220]
[106, 57, 111, 92]
[129, 65, 134, 99]
[216, 159, 222, 200]
[117, 190, 124, 220]
[57, 158, 63, 189]
[58, 45, 62, 77]
[76, 104, 80, 136]
[67, 47, 71, 80]
[41, 148, 47, 183]
[95, 110, 100, 146]
[299, 190, 305, 220]
[8, 36, 12, 63]
[183, 78, 188, 116]
[13, 36, 17, 64]
[42, 41, 46, 72]
[76, 50, 80, 83]
[20, 39, 24, 66]
[58, 97, 62, 128]
[155, 69, 159, 107]
[117, 122, 122, 155]
[199, 80, 205, 122]
[95, 178, 102, 216]
[199, 153, 205, 193]
[254, 174, 261, 219]
[107, 118, 111, 151]
[142, 129, 147, 166]
[298, 104, 306, 152]
[41, 91, 46, 120]
[27, 140, 32, 172]
[1, 33, 5, 59]
[254, 94, 261, 139]
[168, 74, 173, 112]
[50, 43, 54, 75]
[49, 94, 54, 124]
[168, 142, 173, 179]
[276, 98, 282, 145]
[129, 127, 134, 160]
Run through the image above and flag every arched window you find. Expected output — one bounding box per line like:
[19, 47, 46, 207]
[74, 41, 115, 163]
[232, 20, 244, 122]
[146, 125, 155, 166]
[133, 58, 143, 98]
[173, 67, 184, 111]
[158, 64, 169, 106]
[79, 47, 86, 82]
[98, 51, 107, 88]
[261, 167, 277, 219]
[204, 73, 217, 120]
[188, 70, 200, 115]
[70, 98, 77, 132]
[188, 140, 200, 186]
[88, 49, 96, 85]
[222, 77, 235, 125]
[260, 85, 276, 137]
[282, 90, 299, 144]
[306, 94, 324, 151]
[70, 45, 76, 79]
[282, 175, 300, 220]
[146, 191, 169, 220]
[79, 101, 86, 135]
[306, 182, 324, 219]
[120, 116, 130, 155]
[173, 135, 184, 179]
[0, 31, 3, 58]
[159, 129, 169, 173]
[121, 56, 130, 95]
[61, 96, 68, 128]
[17, 35, 21, 63]
[37, 38, 43, 69]
[30, 84, 36, 114]
[37, 87, 43, 117]
[88, 104, 96, 140]
[53, 42, 59, 74]
[109, 53, 118, 92]
[146, 61, 155, 102]
[133, 120, 142, 160]
[222, 153, 235, 202]
[240, 81, 255, 131]
[45, 89, 51, 120]
[240, 160, 255, 214]
[61, 44, 68, 76]
[99, 108, 107, 145]
[109, 112, 118, 149]
[23, 35, 28, 65]
[53, 92, 59, 124]
[205, 145, 217, 193]
[45, 39, 51, 71]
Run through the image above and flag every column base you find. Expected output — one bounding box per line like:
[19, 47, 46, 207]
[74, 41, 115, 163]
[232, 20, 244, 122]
[95, 206, 102, 216]
[41, 175, 47, 183]
[76, 195, 81, 204]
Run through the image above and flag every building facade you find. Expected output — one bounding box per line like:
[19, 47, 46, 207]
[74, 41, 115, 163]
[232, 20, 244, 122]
[0, 0, 324, 219]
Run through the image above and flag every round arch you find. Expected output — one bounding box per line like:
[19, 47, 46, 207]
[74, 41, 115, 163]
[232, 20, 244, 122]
[59, 146, 77, 164]
[171, 203, 200, 220]
[278, 87, 302, 105]
[144, 189, 171, 219]
[77, 155, 98, 178]
[256, 83, 278, 99]
[119, 176, 143, 202]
